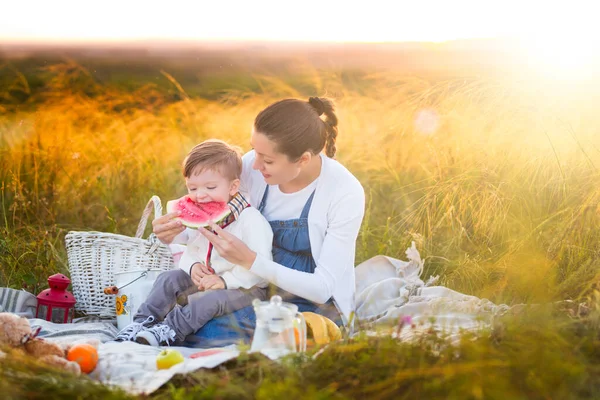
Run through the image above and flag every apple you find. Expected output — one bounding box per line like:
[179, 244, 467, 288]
[156, 349, 185, 370]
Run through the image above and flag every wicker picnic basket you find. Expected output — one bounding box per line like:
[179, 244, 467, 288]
[65, 196, 175, 317]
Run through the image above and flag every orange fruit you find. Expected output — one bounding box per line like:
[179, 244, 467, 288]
[67, 343, 99, 374]
[294, 327, 300, 345]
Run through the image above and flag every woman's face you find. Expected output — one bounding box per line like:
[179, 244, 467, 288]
[250, 130, 306, 186]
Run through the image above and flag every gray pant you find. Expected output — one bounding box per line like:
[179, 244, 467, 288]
[134, 269, 267, 343]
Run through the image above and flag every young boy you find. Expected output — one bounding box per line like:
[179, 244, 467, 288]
[115, 139, 273, 346]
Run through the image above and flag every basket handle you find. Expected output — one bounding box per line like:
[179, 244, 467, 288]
[135, 196, 163, 238]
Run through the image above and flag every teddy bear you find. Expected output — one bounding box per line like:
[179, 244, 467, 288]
[0, 312, 86, 375]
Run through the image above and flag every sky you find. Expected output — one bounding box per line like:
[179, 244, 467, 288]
[1, 0, 599, 44]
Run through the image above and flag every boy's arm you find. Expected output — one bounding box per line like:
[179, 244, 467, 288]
[178, 249, 201, 276]
[221, 209, 273, 290]
[175, 229, 204, 275]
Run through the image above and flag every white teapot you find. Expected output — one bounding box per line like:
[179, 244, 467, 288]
[250, 295, 307, 358]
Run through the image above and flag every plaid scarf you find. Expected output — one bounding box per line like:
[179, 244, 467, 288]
[216, 192, 250, 229]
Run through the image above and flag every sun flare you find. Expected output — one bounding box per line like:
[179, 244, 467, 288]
[515, 6, 600, 80]
[525, 34, 598, 75]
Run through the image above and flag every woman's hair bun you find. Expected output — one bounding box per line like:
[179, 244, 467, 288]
[308, 97, 325, 116]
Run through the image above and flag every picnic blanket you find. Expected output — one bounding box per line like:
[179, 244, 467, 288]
[27, 317, 240, 395]
[0, 287, 38, 318]
[0, 287, 241, 395]
[354, 242, 510, 343]
[1, 242, 510, 394]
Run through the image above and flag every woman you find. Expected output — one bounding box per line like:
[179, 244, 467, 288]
[153, 97, 365, 347]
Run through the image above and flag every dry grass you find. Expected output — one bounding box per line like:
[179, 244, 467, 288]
[2, 57, 600, 398]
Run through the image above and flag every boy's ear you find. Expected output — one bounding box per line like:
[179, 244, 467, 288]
[229, 179, 241, 196]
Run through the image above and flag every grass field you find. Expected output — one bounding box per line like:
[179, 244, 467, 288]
[1, 45, 600, 399]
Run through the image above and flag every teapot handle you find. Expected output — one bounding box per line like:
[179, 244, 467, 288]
[294, 312, 307, 352]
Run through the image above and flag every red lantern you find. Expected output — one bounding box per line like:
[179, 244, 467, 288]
[36, 273, 76, 323]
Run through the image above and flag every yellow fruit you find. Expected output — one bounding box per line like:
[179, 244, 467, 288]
[323, 316, 342, 342]
[302, 312, 330, 346]
[156, 349, 184, 370]
[293, 327, 300, 346]
[301, 312, 343, 346]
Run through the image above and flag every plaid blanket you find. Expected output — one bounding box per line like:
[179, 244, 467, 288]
[0, 287, 119, 342]
[0, 286, 239, 395]
[0, 287, 37, 318]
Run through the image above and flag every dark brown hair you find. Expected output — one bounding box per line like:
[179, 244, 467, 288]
[253, 97, 338, 160]
[183, 139, 242, 180]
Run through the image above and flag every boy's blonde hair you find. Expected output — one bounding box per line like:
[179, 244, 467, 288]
[183, 139, 243, 180]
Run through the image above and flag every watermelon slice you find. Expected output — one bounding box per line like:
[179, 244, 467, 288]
[189, 349, 228, 358]
[166, 196, 231, 229]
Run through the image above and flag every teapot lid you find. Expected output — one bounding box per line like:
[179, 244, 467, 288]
[253, 295, 296, 319]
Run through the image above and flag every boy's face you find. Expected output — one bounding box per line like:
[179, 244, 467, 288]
[185, 168, 240, 204]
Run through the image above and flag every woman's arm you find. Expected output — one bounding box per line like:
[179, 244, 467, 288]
[250, 190, 365, 303]
[199, 186, 365, 304]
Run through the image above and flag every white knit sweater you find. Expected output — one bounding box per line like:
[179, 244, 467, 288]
[240, 151, 365, 325]
[174, 207, 273, 290]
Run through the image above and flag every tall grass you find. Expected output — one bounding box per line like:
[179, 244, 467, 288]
[3, 60, 598, 302]
[1, 59, 600, 398]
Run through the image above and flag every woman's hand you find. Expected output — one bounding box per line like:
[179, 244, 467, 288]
[198, 223, 257, 269]
[190, 262, 215, 287]
[198, 274, 225, 291]
[152, 211, 186, 244]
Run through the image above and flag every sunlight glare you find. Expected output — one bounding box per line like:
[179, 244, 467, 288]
[414, 109, 440, 136]
[525, 35, 598, 75]
[518, 9, 600, 80]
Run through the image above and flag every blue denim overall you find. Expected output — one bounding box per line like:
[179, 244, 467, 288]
[186, 185, 341, 348]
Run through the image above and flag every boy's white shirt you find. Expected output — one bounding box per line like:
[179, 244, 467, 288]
[173, 207, 273, 290]
[239, 151, 365, 325]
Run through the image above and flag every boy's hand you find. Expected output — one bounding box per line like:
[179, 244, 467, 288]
[190, 262, 215, 286]
[153, 211, 186, 244]
[198, 275, 225, 291]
